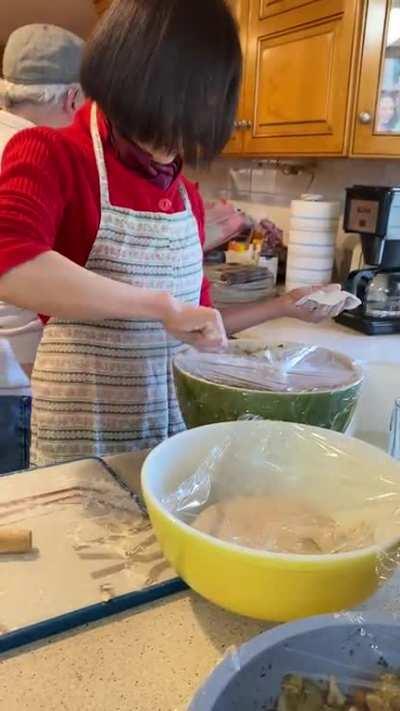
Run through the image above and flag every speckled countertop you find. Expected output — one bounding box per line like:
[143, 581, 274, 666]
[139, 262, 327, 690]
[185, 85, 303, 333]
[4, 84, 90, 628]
[0, 452, 270, 711]
[3, 315, 398, 711]
[0, 592, 269, 711]
[242, 317, 400, 364]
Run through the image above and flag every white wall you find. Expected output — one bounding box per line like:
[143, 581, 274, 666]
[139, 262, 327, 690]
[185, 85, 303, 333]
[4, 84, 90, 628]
[0, 0, 97, 42]
[188, 157, 400, 205]
[187, 156, 400, 277]
[188, 157, 400, 237]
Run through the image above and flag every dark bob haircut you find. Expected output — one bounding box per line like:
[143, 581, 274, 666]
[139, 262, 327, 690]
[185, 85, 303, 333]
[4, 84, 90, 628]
[81, 0, 242, 165]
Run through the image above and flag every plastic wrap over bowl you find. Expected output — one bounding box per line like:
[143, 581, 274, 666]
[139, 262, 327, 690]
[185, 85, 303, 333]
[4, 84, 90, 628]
[173, 341, 363, 433]
[141, 421, 400, 621]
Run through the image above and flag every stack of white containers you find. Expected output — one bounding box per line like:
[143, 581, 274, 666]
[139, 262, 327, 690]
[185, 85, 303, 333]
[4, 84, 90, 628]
[286, 194, 340, 291]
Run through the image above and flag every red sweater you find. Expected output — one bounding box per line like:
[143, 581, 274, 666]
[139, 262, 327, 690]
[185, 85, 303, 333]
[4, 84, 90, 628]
[0, 101, 212, 314]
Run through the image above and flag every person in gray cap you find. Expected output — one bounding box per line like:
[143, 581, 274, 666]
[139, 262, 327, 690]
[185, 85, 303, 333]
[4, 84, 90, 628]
[0, 24, 84, 474]
[0, 23, 84, 158]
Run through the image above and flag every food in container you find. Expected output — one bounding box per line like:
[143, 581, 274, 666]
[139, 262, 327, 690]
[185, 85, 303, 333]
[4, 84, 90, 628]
[275, 671, 400, 711]
[141, 421, 400, 620]
[188, 614, 400, 710]
[192, 495, 375, 555]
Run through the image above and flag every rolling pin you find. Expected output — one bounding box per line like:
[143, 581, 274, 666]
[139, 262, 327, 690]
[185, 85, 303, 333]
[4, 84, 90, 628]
[0, 528, 32, 554]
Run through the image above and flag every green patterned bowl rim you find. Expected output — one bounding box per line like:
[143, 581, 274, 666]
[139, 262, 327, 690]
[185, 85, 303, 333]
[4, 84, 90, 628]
[174, 340, 364, 396]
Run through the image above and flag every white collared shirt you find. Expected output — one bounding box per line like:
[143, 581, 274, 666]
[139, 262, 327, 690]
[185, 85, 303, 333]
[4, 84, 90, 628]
[0, 109, 34, 161]
[0, 109, 43, 394]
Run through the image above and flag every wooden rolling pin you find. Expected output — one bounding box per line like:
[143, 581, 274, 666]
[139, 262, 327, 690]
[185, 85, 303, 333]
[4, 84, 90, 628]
[0, 528, 32, 554]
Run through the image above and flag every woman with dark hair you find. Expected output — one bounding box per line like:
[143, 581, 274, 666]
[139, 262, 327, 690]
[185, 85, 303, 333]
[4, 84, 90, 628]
[0, 0, 331, 467]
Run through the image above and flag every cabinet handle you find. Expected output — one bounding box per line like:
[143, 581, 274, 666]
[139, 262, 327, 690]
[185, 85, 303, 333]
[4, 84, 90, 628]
[358, 111, 372, 125]
[235, 120, 252, 130]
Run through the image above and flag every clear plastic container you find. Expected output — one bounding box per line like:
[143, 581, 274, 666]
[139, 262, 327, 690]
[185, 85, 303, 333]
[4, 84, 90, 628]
[366, 273, 400, 319]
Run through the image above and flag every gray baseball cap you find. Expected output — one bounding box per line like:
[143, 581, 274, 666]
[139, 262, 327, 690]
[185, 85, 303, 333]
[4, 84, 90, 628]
[2, 24, 84, 86]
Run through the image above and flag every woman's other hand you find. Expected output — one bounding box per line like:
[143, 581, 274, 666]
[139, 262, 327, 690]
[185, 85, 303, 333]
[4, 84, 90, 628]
[163, 300, 228, 351]
[280, 284, 342, 323]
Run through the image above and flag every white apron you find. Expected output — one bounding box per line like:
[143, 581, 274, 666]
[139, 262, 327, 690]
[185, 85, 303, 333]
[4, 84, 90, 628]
[30, 104, 203, 466]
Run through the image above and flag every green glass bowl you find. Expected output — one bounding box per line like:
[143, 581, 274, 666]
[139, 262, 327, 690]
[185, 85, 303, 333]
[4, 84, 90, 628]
[173, 342, 363, 433]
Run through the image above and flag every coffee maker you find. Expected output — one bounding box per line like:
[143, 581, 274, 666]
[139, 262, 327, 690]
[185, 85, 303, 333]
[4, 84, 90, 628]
[336, 185, 400, 335]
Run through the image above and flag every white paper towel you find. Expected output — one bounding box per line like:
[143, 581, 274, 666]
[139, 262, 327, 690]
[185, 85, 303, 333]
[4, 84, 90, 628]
[286, 195, 340, 290]
[290, 195, 341, 219]
[286, 268, 333, 286]
[290, 216, 339, 232]
[289, 229, 337, 246]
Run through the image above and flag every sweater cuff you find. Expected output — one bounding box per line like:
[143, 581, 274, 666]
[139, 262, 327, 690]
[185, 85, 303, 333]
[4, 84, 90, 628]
[0, 245, 51, 277]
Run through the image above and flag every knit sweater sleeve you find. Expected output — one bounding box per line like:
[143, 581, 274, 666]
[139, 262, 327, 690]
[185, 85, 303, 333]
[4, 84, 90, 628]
[183, 178, 213, 308]
[0, 127, 69, 276]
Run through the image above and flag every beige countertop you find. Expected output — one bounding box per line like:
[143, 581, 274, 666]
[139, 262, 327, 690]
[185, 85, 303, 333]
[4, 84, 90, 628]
[0, 592, 269, 711]
[0, 452, 271, 711]
[1, 318, 398, 710]
[242, 317, 400, 365]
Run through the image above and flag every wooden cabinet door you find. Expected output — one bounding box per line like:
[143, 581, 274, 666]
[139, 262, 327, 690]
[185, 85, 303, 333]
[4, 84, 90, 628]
[352, 0, 400, 157]
[92, 0, 110, 16]
[260, 0, 323, 19]
[223, 0, 250, 154]
[242, 0, 359, 155]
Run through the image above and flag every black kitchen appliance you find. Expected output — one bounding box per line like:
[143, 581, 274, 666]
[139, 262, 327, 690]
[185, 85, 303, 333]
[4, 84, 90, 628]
[336, 185, 400, 335]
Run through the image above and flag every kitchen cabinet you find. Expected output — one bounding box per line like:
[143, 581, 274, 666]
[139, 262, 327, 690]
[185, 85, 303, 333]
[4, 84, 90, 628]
[93, 0, 111, 15]
[352, 0, 400, 157]
[92, 0, 400, 159]
[240, 0, 360, 156]
[223, 0, 250, 154]
[92, 0, 109, 15]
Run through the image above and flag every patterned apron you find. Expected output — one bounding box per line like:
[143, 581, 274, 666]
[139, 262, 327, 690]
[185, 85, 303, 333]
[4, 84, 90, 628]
[30, 104, 203, 466]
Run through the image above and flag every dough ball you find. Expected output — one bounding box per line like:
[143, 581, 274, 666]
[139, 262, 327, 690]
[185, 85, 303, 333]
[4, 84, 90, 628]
[193, 495, 374, 554]
[193, 495, 334, 554]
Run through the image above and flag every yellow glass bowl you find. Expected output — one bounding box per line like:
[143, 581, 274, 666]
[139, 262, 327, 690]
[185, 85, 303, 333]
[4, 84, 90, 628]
[141, 421, 400, 621]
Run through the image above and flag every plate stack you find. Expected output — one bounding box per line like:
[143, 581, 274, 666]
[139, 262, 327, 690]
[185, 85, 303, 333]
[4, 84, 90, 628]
[206, 264, 275, 307]
[286, 195, 340, 291]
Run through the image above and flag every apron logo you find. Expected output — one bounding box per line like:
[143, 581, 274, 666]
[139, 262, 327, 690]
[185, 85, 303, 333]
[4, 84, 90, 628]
[158, 199, 172, 212]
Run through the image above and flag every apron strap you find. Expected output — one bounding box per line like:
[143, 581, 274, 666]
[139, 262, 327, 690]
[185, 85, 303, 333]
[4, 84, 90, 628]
[90, 102, 111, 208]
[178, 184, 192, 213]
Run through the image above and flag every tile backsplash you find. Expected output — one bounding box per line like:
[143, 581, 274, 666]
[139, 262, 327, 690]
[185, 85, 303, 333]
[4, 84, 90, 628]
[187, 156, 400, 206]
[187, 157, 400, 277]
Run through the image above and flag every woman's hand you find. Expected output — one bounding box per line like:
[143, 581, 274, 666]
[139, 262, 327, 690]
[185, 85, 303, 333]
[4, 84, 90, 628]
[220, 284, 342, 335]
[279, 284, 341, 323]
[163, 300, 228, 351]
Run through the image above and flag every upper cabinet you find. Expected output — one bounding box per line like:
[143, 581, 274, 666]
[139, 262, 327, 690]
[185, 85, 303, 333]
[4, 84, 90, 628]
[92, 0, 400, 159]
[352, 0, 400, 157]
[92, 0, 110, 16]
[229, 0, 400, 158]
[224, 0, 250, 154]
[231, 0, 360, 156]
[242, 0, 359, 155]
